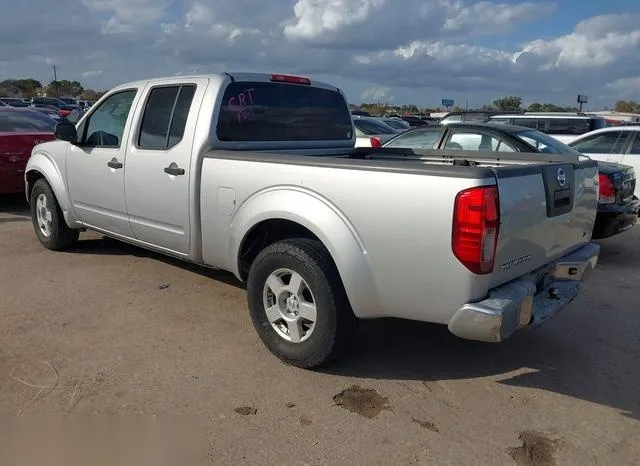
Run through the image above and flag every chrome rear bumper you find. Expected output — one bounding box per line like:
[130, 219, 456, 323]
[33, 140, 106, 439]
[448, 242, 600, 343]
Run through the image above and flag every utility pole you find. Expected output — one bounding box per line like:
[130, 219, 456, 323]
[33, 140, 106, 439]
[53, 65, 58, 97]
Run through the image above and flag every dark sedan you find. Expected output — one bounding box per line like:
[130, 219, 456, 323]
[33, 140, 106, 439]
[383, 122, 639, 239]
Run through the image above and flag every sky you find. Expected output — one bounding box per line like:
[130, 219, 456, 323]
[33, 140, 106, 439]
[1, 0, 640, 109]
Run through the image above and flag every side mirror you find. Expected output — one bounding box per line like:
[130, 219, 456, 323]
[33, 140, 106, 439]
[54, 122, 78, 144]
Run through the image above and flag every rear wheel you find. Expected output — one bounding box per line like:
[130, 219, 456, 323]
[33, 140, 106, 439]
[246, 238, 357, 368]
[30, 179, 79, 250]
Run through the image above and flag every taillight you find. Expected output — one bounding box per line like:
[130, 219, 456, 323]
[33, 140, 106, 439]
[370, 137, 382, 148]
[452, 186, 500, 275]
[269, 74, 311, 85]
[598, 173, 616, 204]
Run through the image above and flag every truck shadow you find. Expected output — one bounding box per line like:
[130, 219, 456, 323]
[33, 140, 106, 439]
[0, 194, 30, 223]
[594, 235, 640, 267]
[67, 237, 246, 289]
[323, 313, 640, 421]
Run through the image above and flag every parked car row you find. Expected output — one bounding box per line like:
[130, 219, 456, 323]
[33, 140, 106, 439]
[0, 96, 94, 119]
[381, 122, 638, 239]
[350, 109, 639, 235]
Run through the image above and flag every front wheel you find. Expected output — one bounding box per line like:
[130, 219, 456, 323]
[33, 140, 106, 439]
[30, 179, 79, 250]
[246, 238, 358, 368]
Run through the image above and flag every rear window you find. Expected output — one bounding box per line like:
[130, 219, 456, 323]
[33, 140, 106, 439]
[515, 130, 582, 156]
[216, 82, 352, 141]
[0, 110, 56, 132]
[353, 119, 397, 135]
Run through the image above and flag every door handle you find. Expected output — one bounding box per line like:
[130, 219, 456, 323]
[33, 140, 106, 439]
[164, 162, 185, 176]
[107, 158, 123, 169]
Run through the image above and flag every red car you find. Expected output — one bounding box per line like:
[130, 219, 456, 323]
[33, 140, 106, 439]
[0, 107, 57, 194]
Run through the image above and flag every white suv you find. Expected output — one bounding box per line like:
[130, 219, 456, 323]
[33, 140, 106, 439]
[568, 126, 640, 197]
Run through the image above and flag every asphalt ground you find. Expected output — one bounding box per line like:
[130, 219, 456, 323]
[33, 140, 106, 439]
[1, 193, 638, 465]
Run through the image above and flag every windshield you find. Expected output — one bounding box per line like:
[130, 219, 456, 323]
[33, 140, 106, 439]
[0, 110, 57, 132]
[353, 118, 398, 135]
[515, 129, 582, 156]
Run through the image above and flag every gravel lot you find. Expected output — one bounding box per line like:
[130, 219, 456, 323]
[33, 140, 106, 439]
[1, 194, 639, 465]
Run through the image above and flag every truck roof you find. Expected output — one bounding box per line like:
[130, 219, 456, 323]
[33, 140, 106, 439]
[110, 72, 341, 93]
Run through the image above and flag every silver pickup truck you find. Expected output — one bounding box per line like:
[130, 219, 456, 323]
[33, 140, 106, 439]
[25, 72, 600, 368]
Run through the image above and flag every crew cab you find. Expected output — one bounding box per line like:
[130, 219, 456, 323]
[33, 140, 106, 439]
[26, 73, 600, 368]
[384, 122, 639, 239]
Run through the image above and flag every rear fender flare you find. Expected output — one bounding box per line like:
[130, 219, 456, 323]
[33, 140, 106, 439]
[230, 187, 381, 318]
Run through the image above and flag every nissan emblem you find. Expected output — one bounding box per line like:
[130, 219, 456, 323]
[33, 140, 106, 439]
[556, 168, 566, 187]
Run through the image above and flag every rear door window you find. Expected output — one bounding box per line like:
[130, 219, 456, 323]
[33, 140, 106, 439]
[570, 131, 628, 154]
[385, 128, 441, 149]
[138, 84, 196, 150]
[216, 82, 352, 141]
[445, 130, 509, 151]
[629, 133, 640, 154]
[353, 119, 396, 135]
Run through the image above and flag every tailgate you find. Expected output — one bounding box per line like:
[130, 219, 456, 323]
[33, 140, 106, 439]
[490, 159, 599, 287]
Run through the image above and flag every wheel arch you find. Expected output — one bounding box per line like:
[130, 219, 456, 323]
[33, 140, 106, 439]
[232, 187, 381, 318]
[25, 151, 79, 227]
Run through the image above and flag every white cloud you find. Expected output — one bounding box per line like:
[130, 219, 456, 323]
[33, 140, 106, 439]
[80, 0, 171, 23]
[362, 86, 394, 102]
[81, 70, 103, 79]
[1, 2, 640, 108]
[284, 0, 386, 40]
[283, 0, 555, 48]
[606, 77, 640, 96]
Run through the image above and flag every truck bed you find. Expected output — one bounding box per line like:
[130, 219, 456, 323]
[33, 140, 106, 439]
[199, 147, 598, 324]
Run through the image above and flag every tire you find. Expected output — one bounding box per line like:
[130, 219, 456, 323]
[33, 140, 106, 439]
[30, 179, 79, 250]
[246, 238, 358, 368]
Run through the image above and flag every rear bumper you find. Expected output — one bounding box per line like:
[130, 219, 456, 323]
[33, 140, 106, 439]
[448, 242, 600, 343]
[592, 198, 640, 239]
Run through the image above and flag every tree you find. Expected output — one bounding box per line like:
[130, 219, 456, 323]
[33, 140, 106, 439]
[614, 100, 640, 113]
[492, 96, 522, 111]
[79, 89, 105, 101]
[47, 79, 84, 97]
[527, 102, 569, 112]
[0, 78, 42, 97]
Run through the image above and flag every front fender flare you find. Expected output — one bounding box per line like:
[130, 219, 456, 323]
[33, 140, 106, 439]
[230, 186, 381, 319]
[26, 151, 80, 227]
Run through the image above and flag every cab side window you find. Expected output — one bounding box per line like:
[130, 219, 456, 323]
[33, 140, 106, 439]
[138, 85, 196, 150]
[81, 90, 137, 148]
